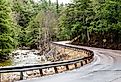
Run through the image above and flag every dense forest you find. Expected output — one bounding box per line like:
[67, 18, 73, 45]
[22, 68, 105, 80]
[0, 0, 121, 59]
[58, 0, 121, 50]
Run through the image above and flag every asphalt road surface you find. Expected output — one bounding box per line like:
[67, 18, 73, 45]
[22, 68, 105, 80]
[19, 42, 121, 82]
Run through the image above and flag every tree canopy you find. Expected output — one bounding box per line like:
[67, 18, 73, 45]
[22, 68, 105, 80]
[1, 0, 121, 57]
[58, 0, 121, 49]
[0, 0, 18, 56]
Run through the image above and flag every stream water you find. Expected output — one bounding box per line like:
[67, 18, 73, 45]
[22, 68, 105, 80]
[0, 50, 48, 67]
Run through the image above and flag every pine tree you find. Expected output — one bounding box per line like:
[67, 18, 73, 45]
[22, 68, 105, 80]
[58, 0, 94, 41]
[0, 0, 17, 56]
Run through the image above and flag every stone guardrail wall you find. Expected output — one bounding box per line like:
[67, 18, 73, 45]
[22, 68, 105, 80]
[0, 42, 94, 82]
[46, 42, 93, 62]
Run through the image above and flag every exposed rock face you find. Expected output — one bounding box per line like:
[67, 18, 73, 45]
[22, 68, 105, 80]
[46, 43, 88, 62]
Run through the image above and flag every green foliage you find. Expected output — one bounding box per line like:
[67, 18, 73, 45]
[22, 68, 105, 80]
[89, 0, 121, 42]
[0, 0, 18, 56]
[26, 9, 59, 48]
[58, 0, 94, 41]
[58, 0, 121, 49]
[25, 13, 42, 47]
[11, 0, 62, 48]
[11, 0, 40, 47]
[12, 0, 36, 28]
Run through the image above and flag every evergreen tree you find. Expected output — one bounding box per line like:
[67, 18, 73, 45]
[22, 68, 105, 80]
[0, 0, 17, 56]
[58, 0, 94, 41]
[58, 0, 121, 49]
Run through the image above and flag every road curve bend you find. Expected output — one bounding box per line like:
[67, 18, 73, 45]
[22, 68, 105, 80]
[19, 42, 121, 82]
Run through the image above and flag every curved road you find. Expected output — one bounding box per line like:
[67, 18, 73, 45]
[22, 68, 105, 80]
[20, 42, 121, 82]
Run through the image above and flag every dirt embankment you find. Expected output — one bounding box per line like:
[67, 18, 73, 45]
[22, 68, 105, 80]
[72, 33, 121, 50]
